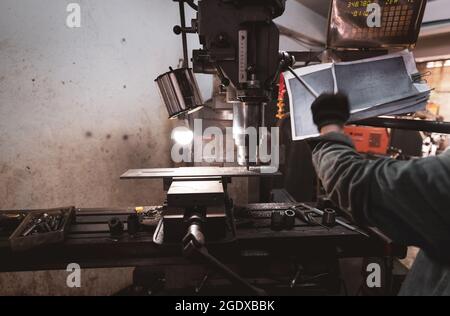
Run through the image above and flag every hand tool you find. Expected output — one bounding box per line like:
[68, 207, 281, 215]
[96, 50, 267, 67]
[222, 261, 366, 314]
[299, 203, 370, 237]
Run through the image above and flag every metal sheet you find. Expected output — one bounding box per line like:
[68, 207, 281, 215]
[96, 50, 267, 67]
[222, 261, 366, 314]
[121, 167, 280, 179]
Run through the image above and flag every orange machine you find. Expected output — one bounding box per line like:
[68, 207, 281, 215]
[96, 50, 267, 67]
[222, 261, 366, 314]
[344, 126, 390, 155]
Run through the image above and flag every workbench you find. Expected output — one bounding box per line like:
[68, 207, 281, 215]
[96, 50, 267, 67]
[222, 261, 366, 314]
[0, 203, 404, 273]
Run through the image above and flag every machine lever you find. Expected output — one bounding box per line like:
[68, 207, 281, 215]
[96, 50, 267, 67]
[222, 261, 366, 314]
[184, 242, 267, 296]
[183, 219, 266, 296]
[287, 66, 319, 98]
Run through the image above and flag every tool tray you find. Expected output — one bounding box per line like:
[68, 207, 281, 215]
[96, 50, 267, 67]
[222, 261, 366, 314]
[9, 207, 75, 252]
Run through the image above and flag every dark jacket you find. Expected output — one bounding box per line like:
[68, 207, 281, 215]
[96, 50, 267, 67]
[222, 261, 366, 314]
[312, 132, 450, 296]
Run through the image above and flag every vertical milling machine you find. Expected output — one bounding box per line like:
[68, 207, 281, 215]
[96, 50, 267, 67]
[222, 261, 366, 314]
[162, 0, 287, 167]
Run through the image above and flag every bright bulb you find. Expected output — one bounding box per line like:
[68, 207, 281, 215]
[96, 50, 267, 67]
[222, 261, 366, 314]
[426, 61, 447, 69]
[172, 127, 194, 146]
[435, 61, 444, 68]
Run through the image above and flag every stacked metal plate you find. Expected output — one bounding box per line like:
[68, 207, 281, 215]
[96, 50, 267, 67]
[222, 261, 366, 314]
[285, 51, 431, 140]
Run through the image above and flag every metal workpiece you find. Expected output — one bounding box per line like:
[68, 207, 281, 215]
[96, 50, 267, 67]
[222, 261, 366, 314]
[284, 209, 296, 230]
[322, 209, 337, 227]
[120, 166, 281, 179]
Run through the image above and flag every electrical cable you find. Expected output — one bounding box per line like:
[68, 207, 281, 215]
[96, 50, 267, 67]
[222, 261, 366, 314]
[186, 0, 198, 11]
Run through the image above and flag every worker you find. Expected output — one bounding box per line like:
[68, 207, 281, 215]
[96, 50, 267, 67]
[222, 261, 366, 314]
[309, 93, 450, 296]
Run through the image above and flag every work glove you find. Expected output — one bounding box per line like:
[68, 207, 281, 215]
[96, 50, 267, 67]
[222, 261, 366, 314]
[311, 93, 350, 131]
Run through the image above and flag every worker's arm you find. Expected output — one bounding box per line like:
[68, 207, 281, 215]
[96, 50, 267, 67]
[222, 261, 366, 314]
[310, 94, 450, 261]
